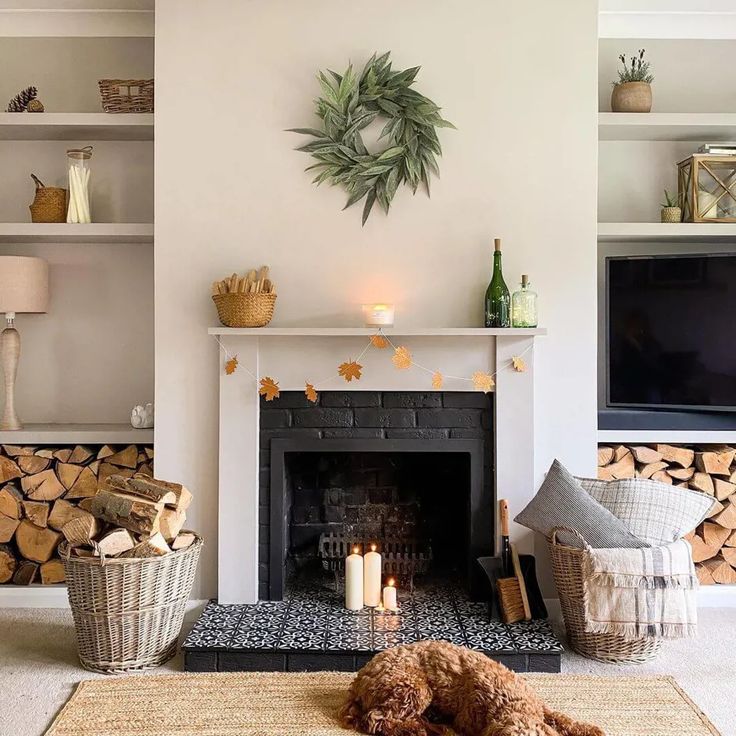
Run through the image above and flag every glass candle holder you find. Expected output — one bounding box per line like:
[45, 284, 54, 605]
[362, 303, 395, 327]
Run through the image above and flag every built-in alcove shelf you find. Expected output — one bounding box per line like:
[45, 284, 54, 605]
[0, 223, 153, 244]
[0, 423, 153, 445]
[0, 113, 153, 141]
[209, 327, 547, 337]
[598, 430, 736, 444]
[599, 113, 736, 141]
[598, 222, 736, 243]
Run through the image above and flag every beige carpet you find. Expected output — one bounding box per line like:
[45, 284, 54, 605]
[44, 671, 718, 736]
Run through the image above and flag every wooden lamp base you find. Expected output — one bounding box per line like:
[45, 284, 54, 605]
[1, 323, 21, 431]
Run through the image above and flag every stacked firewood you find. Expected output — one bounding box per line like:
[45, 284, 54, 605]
[0, 444, 161, 585]
[598, 443, 736, 585]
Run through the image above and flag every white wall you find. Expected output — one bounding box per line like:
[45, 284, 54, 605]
[155, 0, 599, 598]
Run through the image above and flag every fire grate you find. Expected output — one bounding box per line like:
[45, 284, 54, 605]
[318, 533, 432, 591]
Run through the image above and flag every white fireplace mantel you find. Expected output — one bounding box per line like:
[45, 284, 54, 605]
[212, 326, 545, 604]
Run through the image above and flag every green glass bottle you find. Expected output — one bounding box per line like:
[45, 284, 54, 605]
[484, 238, 510, 327]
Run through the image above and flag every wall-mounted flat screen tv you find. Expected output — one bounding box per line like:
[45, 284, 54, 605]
[607, 253, 736, 412]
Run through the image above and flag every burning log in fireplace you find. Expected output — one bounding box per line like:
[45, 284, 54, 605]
[318, 533, 432, 591]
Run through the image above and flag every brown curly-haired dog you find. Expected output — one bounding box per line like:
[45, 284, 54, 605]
[340, 641, 604, 736]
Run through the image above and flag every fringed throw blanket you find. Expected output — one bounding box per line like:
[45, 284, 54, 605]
[582, 539, 698, 639]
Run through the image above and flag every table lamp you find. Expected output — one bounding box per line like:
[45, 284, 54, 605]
[0, 256, 49, 430]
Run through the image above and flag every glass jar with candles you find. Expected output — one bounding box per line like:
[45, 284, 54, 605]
[66, 146, 93, 223]
[511, 275, 538, 328]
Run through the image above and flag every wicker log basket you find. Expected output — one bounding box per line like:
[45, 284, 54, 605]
[60, 535, 202, 674]
[548, 527, 662, 664]
[213, 292, 277, 328]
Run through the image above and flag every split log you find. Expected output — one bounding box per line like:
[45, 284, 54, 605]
[656, 444, 695, 468]
[48, 499, 94, 532]
[707, 500, 725, 518]
[57, 463, 83, 491]
[77, 497, 95, 513]
[96, 528, 135, 557]
[137, 463, 153, 477]
[68, 445, 93, 465]
[104, 445, 138, 469]
[22, 500, 49, 527]
[696, 563, 715, 585]
[35, 449, 54, 459]
[597, 446, 614, 466]
[171, 531, 196, 550]
[702, 555, 736, 585]
[120, 476, 176, 505]
[13, 560, 38, 585]
[0, 484, 22, 518]
[52, 448, 72, 463]
[667, 467, 695, 481]
[61, 515, 100, 547]
[714, 478, 736, 502]
[22, 469, 65, 501]
[15, 520, 62, 563]
[726, 530, 736, 547]
[0, 544, 17, 583]
[713, 500, 736, 530]
[159, 508, 186, 542]
[89, 489, 162, 535]
[144, 447, 154, 460]
[640, 461, 667, 479]
[689, 522, 731, 563]
[65, 466, 98, 499]
[96, 462, 133, 490]
[2, 445, 34, 457]
[690, 472, 715, 496]
[119, 532, 170, 558]
[40, 558, 65, 584]
[720, 546, 736, 568]
[130, 474, 191, 511]
[604, 453, 635, 480]
[0, 456, 22, 483]
[651, 470, 673, 485]
[97, 445, 114, 460]
[0, 513, 20, 543]
[631, 446, 663, 464]
[71, 547, 97, 558]
[17, 455, 51, 475]
[613, 445, 631, 462]
[696, 449, 734, 477]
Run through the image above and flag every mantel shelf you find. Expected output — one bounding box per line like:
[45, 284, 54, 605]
[0, 424, 153, 445]
[0, 223, 153, 244]
[598, 222, 736, 243]
[209, 327, 547, 337]
[0, 113, 153, 141]
[599, 113, 736, 141]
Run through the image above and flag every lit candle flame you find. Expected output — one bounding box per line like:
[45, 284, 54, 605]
[352, 546, 360, 555]
[370, 543, 377, 552]
[388, 578, 395, 587]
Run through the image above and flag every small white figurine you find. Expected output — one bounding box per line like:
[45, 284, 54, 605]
[131, 402, 154, 429]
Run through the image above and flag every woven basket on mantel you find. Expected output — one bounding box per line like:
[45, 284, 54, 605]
[213, 292, 276, 328]
[548, 527, 662, 664]
[60, 535, 202, 674]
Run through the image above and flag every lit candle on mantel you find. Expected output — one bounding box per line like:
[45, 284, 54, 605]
[362, 303, 395, 327]
[345, 546, 364, 611]
[363, 543, 382, 607]
[382, 577, 398, 611]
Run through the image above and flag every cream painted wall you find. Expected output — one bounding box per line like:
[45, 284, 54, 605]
[155, 0, 599, 598]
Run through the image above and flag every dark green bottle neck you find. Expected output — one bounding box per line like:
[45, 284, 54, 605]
[492, 250, 503, 273]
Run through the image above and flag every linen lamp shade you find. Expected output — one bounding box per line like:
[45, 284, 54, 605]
[0, 256, 49, 314]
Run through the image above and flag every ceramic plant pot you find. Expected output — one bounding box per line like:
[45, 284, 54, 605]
[611, 82, 652, 113]
[661, 206, 681, 223]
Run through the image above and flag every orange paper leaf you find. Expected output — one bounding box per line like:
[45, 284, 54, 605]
[224, 356, 238, 375]
[392, 346, 412, 370]
[305, 382, 318, 403]
[472, 371, 495, 393]
[512, 356, 527, 373]
[338, 360, 363, 382]
[370, 334, 388, 349]
[431, 371, 443, 390]
[259, 376, 280, 401]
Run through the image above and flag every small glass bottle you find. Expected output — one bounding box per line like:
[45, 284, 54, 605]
[66, 146, 93, 223]
[511, 275, 538, 328]
[484, 238, 510, 327]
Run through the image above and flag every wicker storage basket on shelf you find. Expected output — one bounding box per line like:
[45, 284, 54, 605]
[29, 174, 66, 223]
[212, 292, 277, 328]
[98, 79, 154, 113]
[60, 535, 202, 674]
[548, 527, 662, 664]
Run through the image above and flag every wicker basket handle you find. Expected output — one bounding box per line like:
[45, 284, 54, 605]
[31, 173, 45, 190]
[550, 526, 592, 550]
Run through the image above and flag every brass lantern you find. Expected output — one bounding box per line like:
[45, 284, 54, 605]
[678, 154, 736, 222]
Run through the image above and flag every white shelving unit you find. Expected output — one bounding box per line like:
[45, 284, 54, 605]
[599, 112, 736, 141]
[0, 423, 153, 445]
[0, 113, 153, 141]
[0, 223, 153, 244]
[598, 222, 736, 243]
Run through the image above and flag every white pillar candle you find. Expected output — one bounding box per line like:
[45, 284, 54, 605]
[382, 578, 398, 611]
[345, 546, 364, 611]
[362, 303, 395, 327]
[363, 543, 382, 607]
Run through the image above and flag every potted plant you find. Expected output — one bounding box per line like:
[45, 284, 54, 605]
[661, 190, 681, 223]
[611, 49, 654, 113]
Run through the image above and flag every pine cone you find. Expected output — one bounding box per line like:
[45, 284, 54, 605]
[5, 86, 38, 113]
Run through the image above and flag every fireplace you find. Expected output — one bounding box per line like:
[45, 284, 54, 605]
[260, 391, 493, 601]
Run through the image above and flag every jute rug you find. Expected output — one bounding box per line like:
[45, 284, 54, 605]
[45, 671, 720, 736]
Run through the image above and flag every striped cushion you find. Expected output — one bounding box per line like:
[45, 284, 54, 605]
[514, 459, 649, 549]
[578, 476, 714, 546]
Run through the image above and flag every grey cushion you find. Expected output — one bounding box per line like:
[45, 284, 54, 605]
[514, 459, 649, 549]
[578, 475, 714, 546]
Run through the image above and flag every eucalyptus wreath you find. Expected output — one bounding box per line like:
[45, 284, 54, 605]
[289, 52, 454, 225]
